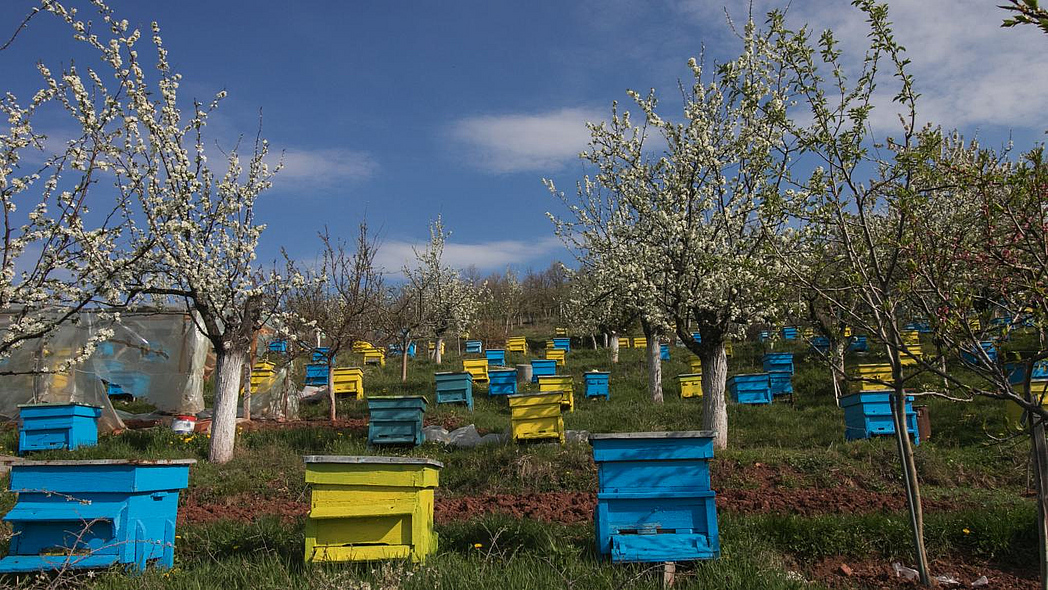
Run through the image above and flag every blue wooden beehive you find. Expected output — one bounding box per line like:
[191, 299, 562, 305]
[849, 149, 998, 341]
[18, 404, 101, 454]
[305, 363, 329, 386]
[531, 359, 558, 383]
[659, 344, 670, 361]
[759, 330, 770, 342]
[961, 341, 997, 366]
[727, 374, 773, 405]
[840, 392, 919, 444]
[268, 339, 288, 354]
[367, 396, 427, 446]
[552, 337, 571, 351]
[465, 340, 483, 354]
[904, 321, 932, 334]
[781, 326, 798, 340]
[488, 368, 517, 396]
[1006, 361, 1048, 384]
[762, 352, 794, 375]
[768, 371, 793, 398]
[811, 336, 830, 353]
[691, 332, 702, 343]
[590, 431, 719, 563]
[434, 371, 473, 410]
[312, 347, 331, 363]
[388, 342, 417, 358]
[0, 459, 193, 573]
[848, 335, 868, 352]
[584, 371, 611, 400]
[485, 349, 506, 367]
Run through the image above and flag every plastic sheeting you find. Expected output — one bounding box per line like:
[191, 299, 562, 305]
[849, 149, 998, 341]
[0, 310, 208, 432]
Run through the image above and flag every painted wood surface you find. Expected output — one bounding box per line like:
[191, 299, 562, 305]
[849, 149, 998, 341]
[538, 375, 575, 412]
[485, 349, 506, 367]
[331, 367, 364, 398]
[366, 397, 426, 446]
[761, 353, 794, 375]
[461, 359, 489, 385]
[303, 456, 441, 564]
[584, 372, 610, 400]
[678, 373, 703, 399]
[726, 374, 773, 405]
[507, 393, 564, 443]
[17, 404, 101, 454]
[840, 392, 919, 444]
[0, 460, 193, 573]
[488, 368, 518, 396]
[530, 359, 557, 382]
[434, 372, 474, 410]
[506, 337, 527, 354]
[590, 432, 719, 563]
[544, 348, 566, 367]
[464, 340, 483, 354]
[551, 337, 570, 351]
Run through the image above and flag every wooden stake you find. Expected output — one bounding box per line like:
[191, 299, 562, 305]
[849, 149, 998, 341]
[662, 561, 676, 588]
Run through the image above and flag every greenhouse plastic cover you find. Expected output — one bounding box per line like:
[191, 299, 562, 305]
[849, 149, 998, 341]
[0, 310, 208, 432]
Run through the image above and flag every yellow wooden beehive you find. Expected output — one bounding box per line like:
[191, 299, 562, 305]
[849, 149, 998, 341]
[362, 347, 386, 367]
[428, 341, 446, 355]
[850, 363, 894, 392]
[248, 360, 277, 392]
[688, 356, 702, 374]
[545, 348, 566, 367]
[725, 341, 734, 358]
[351, 341, 374, 353]
[507, 393, 565, 443]
[303, 455, 441, 564]
[554, 327, 568, 337]
[843, 326, 853, 338]
[901, 329, 922, 360]
[537, 374, 574, 412]
[679, 373, 703, 398]
[506, 336, 528, 354]
[1006, 381, 1048, 430]
[802, 327, 814, 339]
[331, 367, 364, 398]
[632, 337, 647, 349]
[616, 336, 630, 349]
[462, 358, 489, 384]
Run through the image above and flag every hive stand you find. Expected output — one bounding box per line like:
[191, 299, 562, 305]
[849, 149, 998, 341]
[303, 456, 441, 564]
[590, 432, 720, 563]
[0, 460, 193, 573]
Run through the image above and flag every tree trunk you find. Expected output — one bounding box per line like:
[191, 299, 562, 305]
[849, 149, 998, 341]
[1024, 376, 1048, 590]
[591, 334, 598, 350]
[328, 363, 337, 423]
[209, 345, 246, 464]
[242, 361, 252, 421]
[831, 339, 847, 406]
[435, 336, 444, 365]
[700, 343, 728, 450]
[891, 355, 931, 586]
[603, 333, 609, 348]
[401, 335, 410, 383]
[642, 320, 663, 403]
[611, 331, 620, 363]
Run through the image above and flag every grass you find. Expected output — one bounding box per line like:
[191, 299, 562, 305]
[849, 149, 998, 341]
[0, 331, 1041, 589]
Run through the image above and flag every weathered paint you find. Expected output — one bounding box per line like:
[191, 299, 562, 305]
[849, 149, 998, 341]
[0, 460, 193, 573]
[726, 374, 773, 405]
[530, 359, 558, 383]
[850, 363, 893, 393]
[351, 341, 373, 353]
[688, 356, 702, 374]
[659, 344, 670, 361]
[678, 373, 703, 399]
[331, 367, 364, 399]
[312, 348, 332, 362]
[848, 335, 868, 352]
[434, 372, 473, 410]
[17, 404, 101, 454]
[545, 348, 566, 367]
[305, 363, 329, 386]
[761, 353, 794, 375]
[840, 392, 919, 444]
[488, 368, 518, 396]
[465, 340, 483, 354]
[554, 328, 568, 337]
[508, 393, 565, 443]
[590, 431, 720, 563]
[462, 359, 489, 384]
[362, 348, 386, 367]
[584, 371, 610, 400]
[303, 456, 441, 564]
[768, 371, 793, 397]
[268, 340, 288, 353]
[781, 326, 798, 340]
[485, 349, 506, 367]
[367, 396, 426, 446]
[506, 337, 528, 354]
[538, 374, 575, 412]
[249, 361, 277, 391]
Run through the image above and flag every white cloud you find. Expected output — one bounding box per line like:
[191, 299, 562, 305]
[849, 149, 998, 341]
[672, 0, 1048, 133]
[374, 236, 565, 275]
[449, 107, 605, 174]
[270, 147, 377, 187]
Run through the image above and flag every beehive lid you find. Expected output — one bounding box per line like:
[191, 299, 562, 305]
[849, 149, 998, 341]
[303, 455, 443, 468]
[587, 370, 610, 375]
[10, 459, 196, 466]
[678, 373, 702, 378]
[367, 395, 428, 400]
[589, 431, 716, 440]
[434, 371, 470, 376]
[17, 402, 102, 409]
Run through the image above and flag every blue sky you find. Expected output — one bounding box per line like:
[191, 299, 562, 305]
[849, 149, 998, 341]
[3, 1, 1047, 274]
